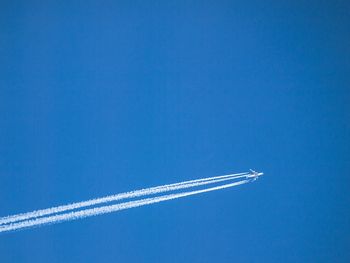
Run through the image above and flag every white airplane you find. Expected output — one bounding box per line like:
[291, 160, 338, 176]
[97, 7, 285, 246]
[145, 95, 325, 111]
[245, 169, 264, 181]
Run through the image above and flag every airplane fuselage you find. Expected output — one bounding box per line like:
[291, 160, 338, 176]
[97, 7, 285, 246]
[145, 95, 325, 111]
[246, 170, 264, 180]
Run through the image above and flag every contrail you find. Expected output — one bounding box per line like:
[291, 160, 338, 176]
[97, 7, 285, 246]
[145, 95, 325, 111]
[0, 179, 250, 233]
[0, 172, 248, 226]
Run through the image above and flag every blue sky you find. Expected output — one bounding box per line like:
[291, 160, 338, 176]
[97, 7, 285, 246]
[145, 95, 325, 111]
[0, 1, 349, 262]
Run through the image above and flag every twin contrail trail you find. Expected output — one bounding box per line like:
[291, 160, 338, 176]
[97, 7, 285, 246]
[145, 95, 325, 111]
[0, 172, 247, 226]
[0, 171, 261, 234]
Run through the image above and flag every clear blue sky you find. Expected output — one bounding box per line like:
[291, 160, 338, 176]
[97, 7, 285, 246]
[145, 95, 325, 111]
[0, 1, 349, 262]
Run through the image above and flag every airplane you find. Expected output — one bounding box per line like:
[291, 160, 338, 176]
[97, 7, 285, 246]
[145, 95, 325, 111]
[245, 169, 264, 181]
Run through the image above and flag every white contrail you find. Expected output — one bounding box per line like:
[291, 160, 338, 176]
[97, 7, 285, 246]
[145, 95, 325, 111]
[0, 179, 249, 233]
[0, 172, 248, 226]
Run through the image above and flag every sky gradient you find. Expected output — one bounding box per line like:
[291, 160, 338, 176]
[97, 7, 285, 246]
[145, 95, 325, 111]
[0, 1, 349, 262]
